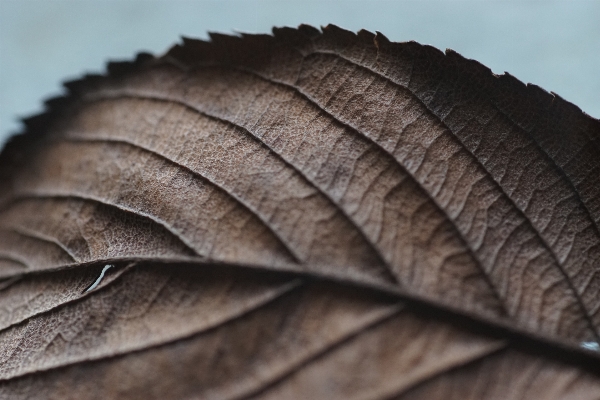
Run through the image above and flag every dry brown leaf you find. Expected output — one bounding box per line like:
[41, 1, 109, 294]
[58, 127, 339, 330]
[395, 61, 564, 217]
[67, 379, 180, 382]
[0, 25, 599, 399]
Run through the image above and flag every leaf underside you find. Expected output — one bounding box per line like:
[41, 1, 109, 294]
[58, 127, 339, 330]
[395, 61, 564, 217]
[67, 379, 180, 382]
[0, 24, 599, 399]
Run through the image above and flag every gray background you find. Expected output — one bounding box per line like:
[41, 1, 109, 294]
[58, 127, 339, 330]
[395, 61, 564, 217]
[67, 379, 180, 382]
[1, 0, 599, 149]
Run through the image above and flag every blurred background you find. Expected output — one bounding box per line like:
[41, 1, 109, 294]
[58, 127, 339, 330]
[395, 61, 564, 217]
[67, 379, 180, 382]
[1, 0, 599, 149]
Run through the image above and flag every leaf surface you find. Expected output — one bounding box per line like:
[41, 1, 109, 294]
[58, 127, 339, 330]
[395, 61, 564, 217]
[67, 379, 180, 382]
[0, 25, 599, 399]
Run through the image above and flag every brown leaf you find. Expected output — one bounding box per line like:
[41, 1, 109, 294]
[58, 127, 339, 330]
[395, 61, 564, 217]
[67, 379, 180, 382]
[0, 25, 599, 399]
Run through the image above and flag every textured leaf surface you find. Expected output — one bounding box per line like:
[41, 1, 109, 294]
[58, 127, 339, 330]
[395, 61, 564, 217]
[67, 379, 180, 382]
[0, 25, 599, 399]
